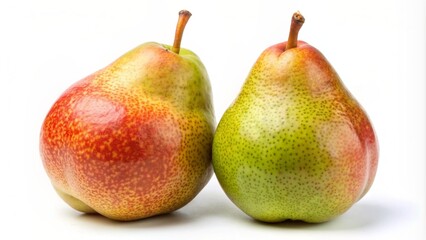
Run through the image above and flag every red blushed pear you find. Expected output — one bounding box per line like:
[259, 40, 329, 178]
[212, 12, 378, 223]
[40, 10, 215, 221]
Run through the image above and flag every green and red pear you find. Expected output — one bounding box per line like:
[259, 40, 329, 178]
[212, 11, 378, 223]
[40, 10, 215, 221]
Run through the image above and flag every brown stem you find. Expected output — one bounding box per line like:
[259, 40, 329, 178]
[285, 11, 305, 51]
[172, 10, 192, 54]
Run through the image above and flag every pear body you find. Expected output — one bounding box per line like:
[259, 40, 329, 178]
[213, 41, 378, 223]
[40, 42, 215, 221]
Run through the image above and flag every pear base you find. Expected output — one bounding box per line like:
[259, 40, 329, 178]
[54, 186, 96, 214]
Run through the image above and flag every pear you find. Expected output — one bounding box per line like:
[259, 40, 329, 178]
[40, 10, 215, 221]
[212, 12, 378, 223]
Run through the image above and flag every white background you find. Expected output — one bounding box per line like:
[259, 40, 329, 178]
[1, 0, 425, 239]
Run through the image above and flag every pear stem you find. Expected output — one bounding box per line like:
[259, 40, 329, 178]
[285, 11, 305, 51]
[172, 10, 192, 54]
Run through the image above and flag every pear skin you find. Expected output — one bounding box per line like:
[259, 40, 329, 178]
[212, 12, 378, 223]
[40, 10, 215, 221]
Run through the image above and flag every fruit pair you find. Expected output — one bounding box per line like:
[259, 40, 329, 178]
[40, 10, 378, 223]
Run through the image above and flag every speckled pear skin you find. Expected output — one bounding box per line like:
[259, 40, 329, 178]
[40, 42, 215, 221]
[212, 41, 378, 223]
